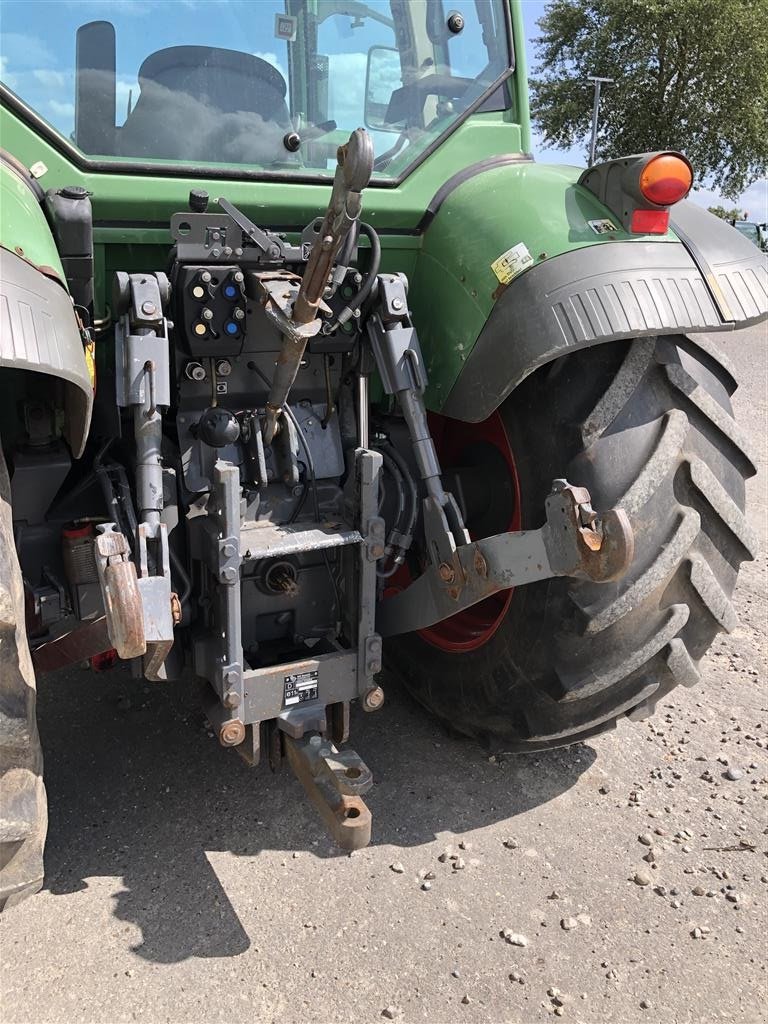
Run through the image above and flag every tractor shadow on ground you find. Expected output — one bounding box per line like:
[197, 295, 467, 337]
[38, 664, 596, 964]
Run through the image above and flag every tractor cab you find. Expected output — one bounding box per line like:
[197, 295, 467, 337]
[2, 1, 511, 178]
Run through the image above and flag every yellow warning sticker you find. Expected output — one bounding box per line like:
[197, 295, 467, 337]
[491, 242, 533, 285]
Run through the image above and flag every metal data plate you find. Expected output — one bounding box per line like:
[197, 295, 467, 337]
[241, 650, 357, 723]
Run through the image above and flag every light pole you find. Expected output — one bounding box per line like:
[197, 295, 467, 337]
[587, 76, 613, 166]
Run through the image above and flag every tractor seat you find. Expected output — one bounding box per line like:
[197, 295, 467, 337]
[116, 46, 292, 165]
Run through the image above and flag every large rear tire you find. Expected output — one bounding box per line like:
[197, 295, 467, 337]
[387, 335, 757, 750]
[0, 441, 46, 909]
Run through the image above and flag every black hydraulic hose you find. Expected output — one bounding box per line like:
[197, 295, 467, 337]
[320, 353, 334, 429]
[169, 547, 192, 606]
[375, 441, 419, 579]
[350, 222, 381, 314]
[380, 451, 406, 535]
[337, 219, 359, 271]
[326, 223, 381, 333]
[381, 441, 418, 540]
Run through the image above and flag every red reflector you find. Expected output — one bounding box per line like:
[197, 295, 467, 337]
[90, 649, 118, 671]
[630, 208, 670, 234]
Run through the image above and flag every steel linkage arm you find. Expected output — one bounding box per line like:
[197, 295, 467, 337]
[377, 480, 633, 637]
[261, 128, 374, 444]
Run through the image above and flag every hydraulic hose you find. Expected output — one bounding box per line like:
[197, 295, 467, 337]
[375, 440, 419, 578]
[382, 441, 418, 541]
[327, 223, 381, 333]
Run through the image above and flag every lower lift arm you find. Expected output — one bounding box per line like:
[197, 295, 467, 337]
[368, 275, 634, 639]
[377, 479, 633, 637]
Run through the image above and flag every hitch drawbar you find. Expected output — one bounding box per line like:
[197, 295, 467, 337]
[377, 480, 634, 637]
[284, 734, 373, 851]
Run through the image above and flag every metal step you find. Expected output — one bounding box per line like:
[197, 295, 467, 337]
[240, 519, 361, 560]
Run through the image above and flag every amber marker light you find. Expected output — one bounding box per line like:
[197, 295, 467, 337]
[639, 153, 693, 206]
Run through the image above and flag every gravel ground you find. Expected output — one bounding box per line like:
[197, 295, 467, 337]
[1, 325, 766, 1024]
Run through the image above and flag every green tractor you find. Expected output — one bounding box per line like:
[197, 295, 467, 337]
[731, 219, 768, 252]
[1, 1, 765, 909]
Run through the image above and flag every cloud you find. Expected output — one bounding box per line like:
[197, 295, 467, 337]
[46, 99, 75, 119]
[0, 33, 55, 69]
[326, 52, 368, 126]
[33, 69, 70, 90]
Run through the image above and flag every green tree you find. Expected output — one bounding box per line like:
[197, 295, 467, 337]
[707, 206, 745, 221]
[530, 0, 768, 199]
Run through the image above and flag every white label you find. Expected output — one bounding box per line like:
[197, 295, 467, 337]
[284, 669, 318, 706]
[588, 218, 618, 235]
[275, 13, 297, 41]
[491, 242, 533, 285]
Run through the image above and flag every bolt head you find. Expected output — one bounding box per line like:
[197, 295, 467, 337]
[362, 686, 385, 712]
[223, 542, 237, 558]
[219, 720, 245, 746]
[223, 690, 241, 709]
[222, 566, 237, 582]
[391, 297, 404, 311]
[438, 562, 456, 583]
[141, 300, 157, 316]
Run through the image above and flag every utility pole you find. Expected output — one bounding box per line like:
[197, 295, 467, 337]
[587, 76, 614, 166]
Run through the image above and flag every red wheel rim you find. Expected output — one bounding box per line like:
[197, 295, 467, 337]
[388, 409, 521, 654]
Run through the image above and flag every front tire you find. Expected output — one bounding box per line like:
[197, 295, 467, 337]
[388, 334, 757, 750]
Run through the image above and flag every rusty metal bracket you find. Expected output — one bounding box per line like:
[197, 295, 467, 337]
[253, 271, 323, 346]
[377, 479, 634, 637]
[283, 733, 373, 851]
[94, 525, 146, 659]
[32, 615, 112, 674]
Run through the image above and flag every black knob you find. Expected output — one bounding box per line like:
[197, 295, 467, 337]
[189, 189, 209, 213]
[197, 407, 240, 448]
[282, 131, 301, 153]
[447, 11, 465, 33]
[58, 185, 90, 200]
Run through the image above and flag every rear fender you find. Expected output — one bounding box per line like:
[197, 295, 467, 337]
[0, 160, 92, 456]
[421, 178, 767, 422]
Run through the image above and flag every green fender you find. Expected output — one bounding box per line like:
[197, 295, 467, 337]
[0, 159, 92, 456]
[408, 161, 767, 419]
[0, 158, 65, 276]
